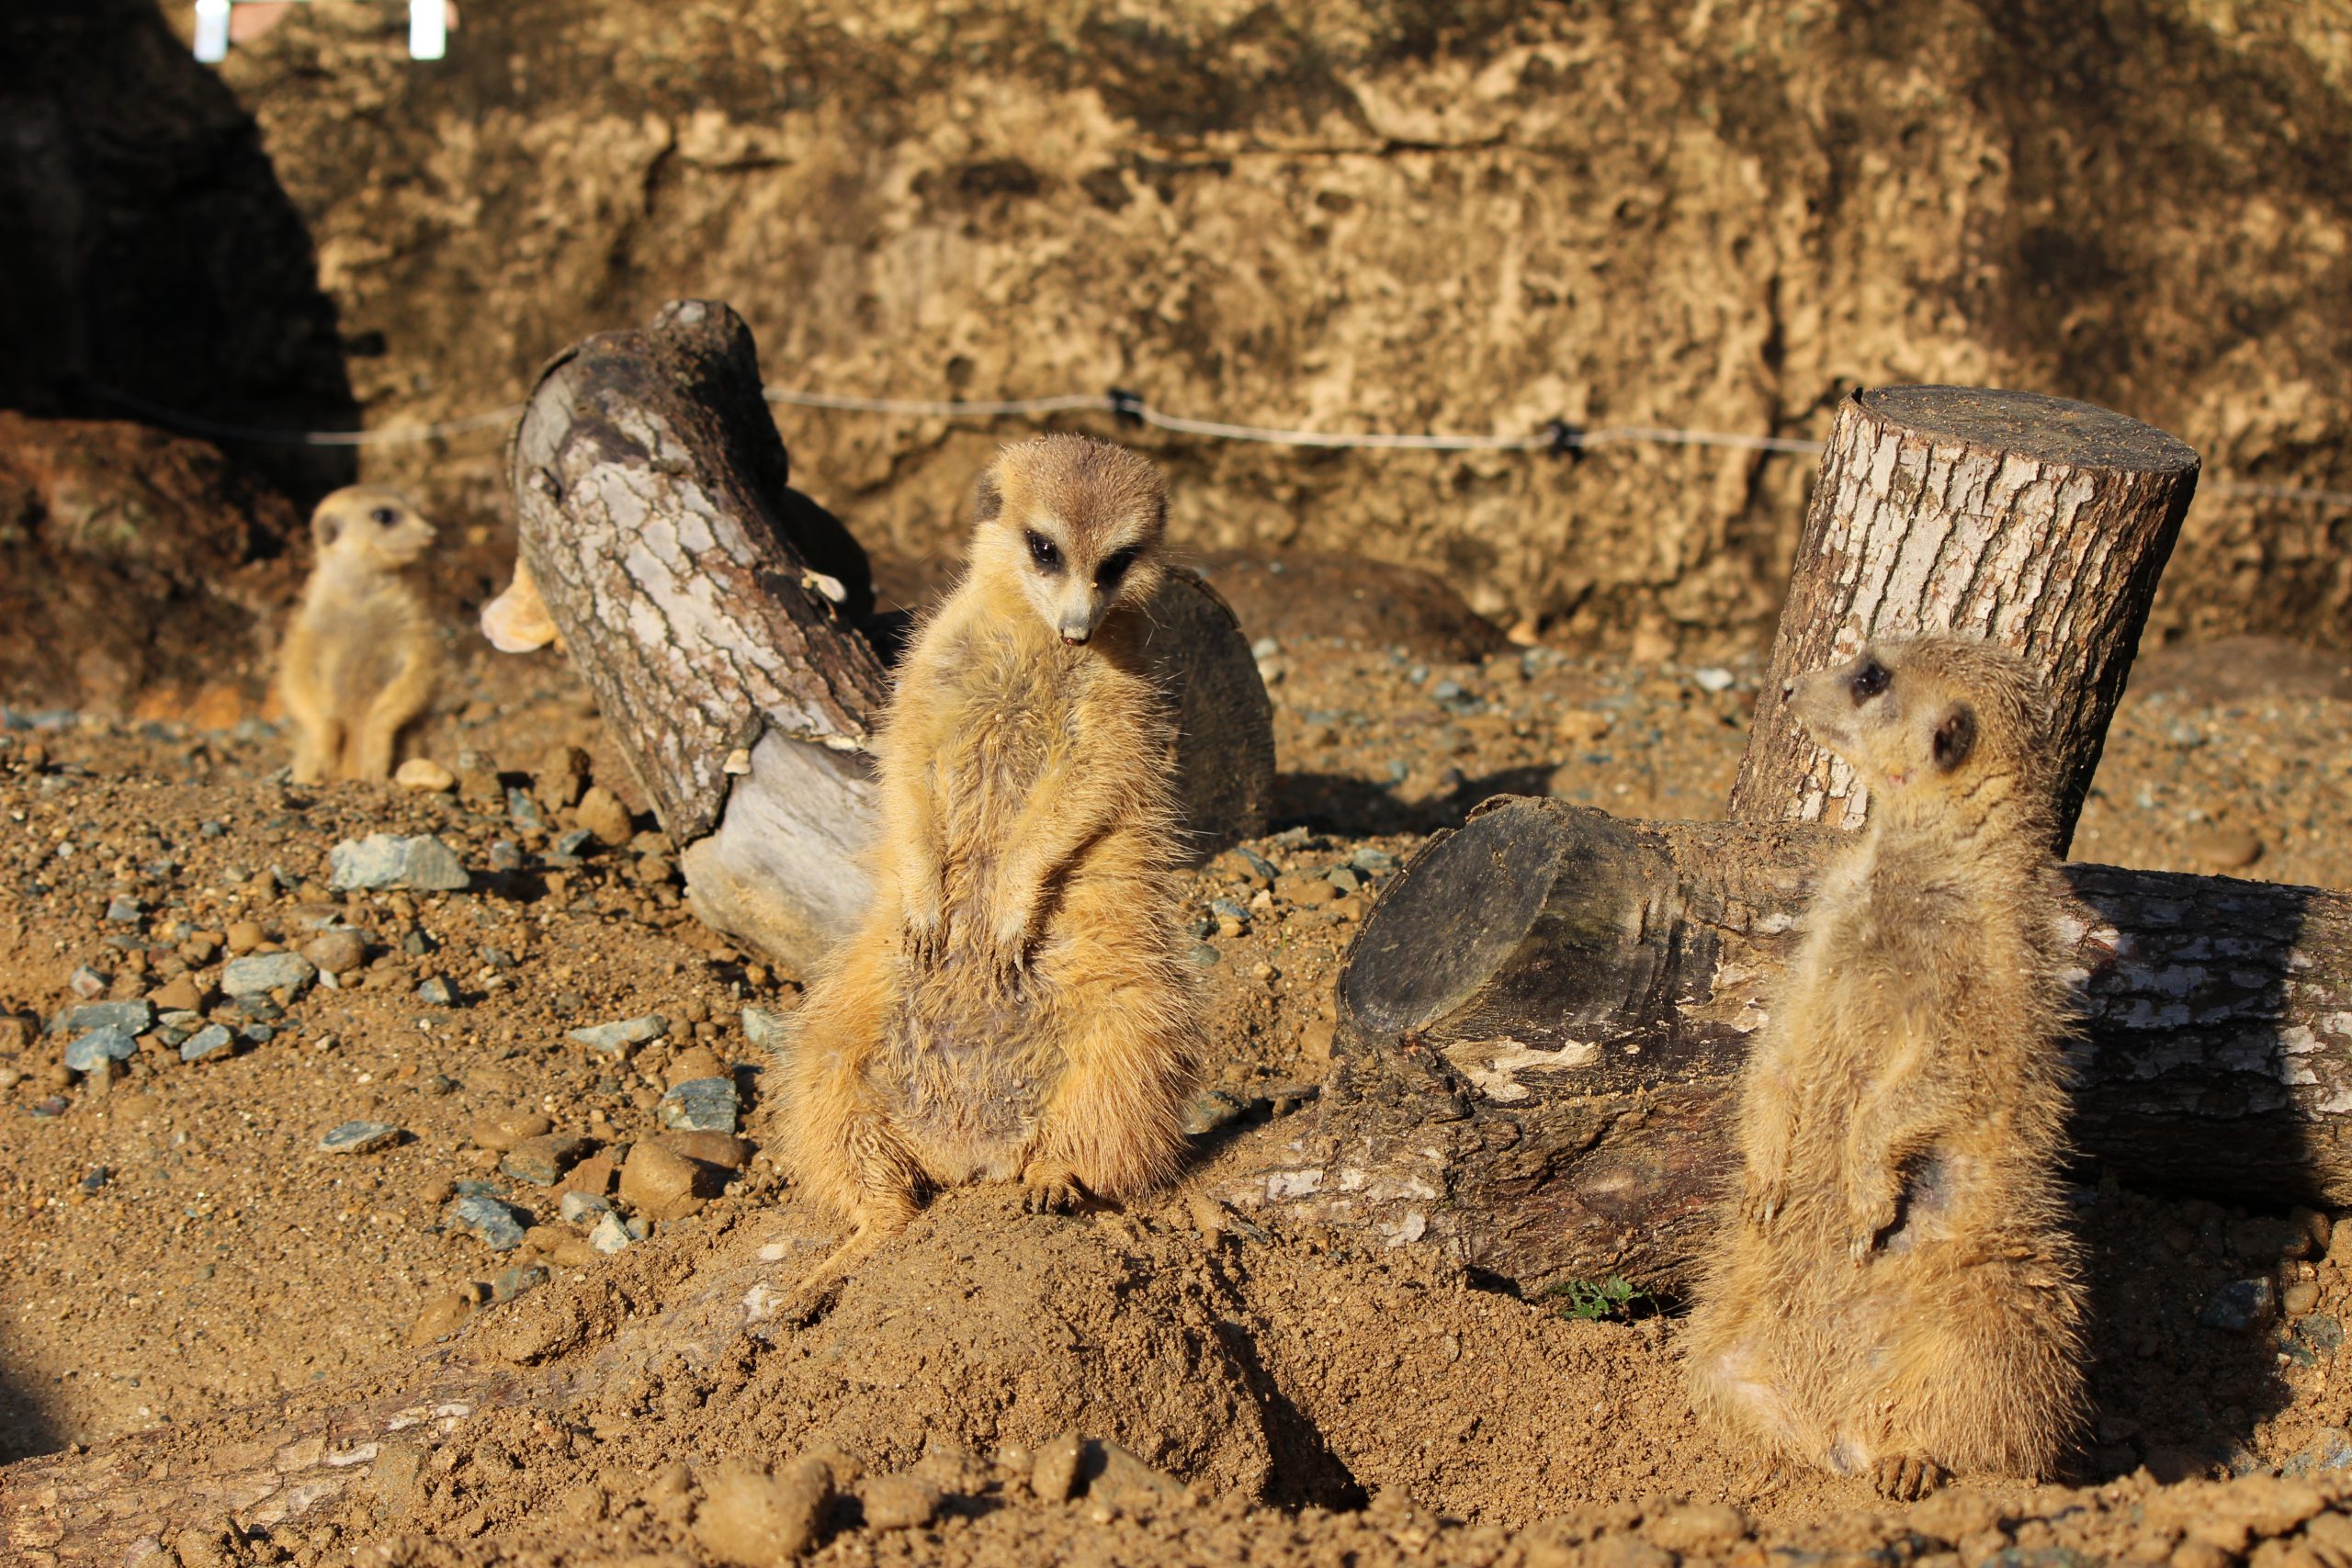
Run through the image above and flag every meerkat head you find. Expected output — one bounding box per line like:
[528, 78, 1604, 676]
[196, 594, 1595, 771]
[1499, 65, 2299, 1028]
[1784, 634, 2054, 818]
[967, 434, 1169, 647]
[311, 486, 437, 573]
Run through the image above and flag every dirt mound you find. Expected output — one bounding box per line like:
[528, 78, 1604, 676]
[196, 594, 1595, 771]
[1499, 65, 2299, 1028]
[0, 412, 303, 714]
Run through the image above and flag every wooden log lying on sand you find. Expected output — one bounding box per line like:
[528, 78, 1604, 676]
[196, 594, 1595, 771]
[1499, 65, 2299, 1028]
[1228, 797, 2352, 1298]
[504, 299, 1274, 973]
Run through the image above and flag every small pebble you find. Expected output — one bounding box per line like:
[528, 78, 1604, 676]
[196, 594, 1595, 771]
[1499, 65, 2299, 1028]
[741, 1004, 795, 1052]
[66, 966, 109, 1000]
[503, 1133, 593, 1187]
[394, 758, 456, 792]
[491, 1263, 549, 1302]
[178, 1024, 234, 1063]
[1692, 666, 1736, 694]
[2200, 1277, 2276, 1332]
[489, 840, 523, 874]
[446, 1193, 531, 1251]
[416, 976, 457, 1008]
[224, 920, 266, 955]
[568, 1015, 667, 1054]
[300, 930, 367, 976]
[469, 1110, 553, 1151]
[328, 834, 469, 893]
[220, 953, 317, 1000]
[588, 1212, 640, 1253]
[559, 1191, 614, 1225]
[576, 785, 633, 847]
[62, 1026, 139, 1073]
[861, 1474, 942, 1531]
[105, 897, 142, 924]
[619, 1141, 708, 1220]
[658, 1076, 741, 1134]
[318, 1121, 403, 1156]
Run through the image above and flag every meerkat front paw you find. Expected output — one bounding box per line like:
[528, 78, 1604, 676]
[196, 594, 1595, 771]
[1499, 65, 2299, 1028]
[985, 908, 1037, 991]
[1847, 1193, 1898, 1260]
[900, 887, 946, 966]
[1869, 1453, 1947, 1501]
[1020, 1162, 1088, 1214]
[1740, 1175, 1788, 1229]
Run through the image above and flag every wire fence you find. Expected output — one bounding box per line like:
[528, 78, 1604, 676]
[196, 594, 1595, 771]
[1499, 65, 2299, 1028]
[84, 381, 2352, 508]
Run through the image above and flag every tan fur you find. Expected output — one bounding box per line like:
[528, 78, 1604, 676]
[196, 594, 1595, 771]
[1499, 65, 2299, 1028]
[779, 434, 1201, 1286]
[1683, 635, 2088, 1498]
[277, 486, 440, 784]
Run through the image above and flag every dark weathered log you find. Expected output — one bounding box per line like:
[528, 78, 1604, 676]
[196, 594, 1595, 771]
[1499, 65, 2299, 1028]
[507, 299, 1273, 972]
[1227, 796, 2352, 1294]
[1729, 386, 2199, 852]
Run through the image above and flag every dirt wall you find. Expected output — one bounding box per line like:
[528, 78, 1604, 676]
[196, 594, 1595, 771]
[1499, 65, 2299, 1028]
[131, 0, 2352, 651]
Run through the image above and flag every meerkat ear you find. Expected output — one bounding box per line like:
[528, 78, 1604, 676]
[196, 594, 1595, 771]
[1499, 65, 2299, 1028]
[971, 469, 1002, 525]
[1931, 703, 1977, 773]
[312, 512, 342, 550]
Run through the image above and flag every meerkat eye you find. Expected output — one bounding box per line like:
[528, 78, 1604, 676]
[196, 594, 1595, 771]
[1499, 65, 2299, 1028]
[1849, 658, 1891, 704]
[370, 507, 399, 526]
[1024, 530, 1062, 574]
[1096, 547, 1139, 589]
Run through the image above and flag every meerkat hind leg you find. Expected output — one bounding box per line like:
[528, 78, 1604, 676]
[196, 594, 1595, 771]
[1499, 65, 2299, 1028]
[1870, 1452, 1948, 1501]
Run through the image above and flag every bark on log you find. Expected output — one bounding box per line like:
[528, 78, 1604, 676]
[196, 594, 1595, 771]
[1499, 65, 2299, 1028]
[508, 300, 1273, 973]
[1225, 796, 2352, 1295]
[1728, 386, 2199, 852]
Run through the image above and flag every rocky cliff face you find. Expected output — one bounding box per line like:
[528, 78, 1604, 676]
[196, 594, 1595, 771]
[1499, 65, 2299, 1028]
[62, 2, 2352, 652]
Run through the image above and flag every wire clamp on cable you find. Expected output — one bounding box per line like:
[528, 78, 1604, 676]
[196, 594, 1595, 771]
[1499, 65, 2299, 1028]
[1543, 419, 1587, 463]
[1106, 388, 1146, 429]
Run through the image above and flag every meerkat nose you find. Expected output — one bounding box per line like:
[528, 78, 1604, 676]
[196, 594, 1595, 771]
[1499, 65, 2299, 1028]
[1061, 632, 1090, 647]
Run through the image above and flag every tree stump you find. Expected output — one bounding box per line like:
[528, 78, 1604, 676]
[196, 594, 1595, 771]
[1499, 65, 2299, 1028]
[507, 300, 1274, 973]
[1231, 798, 2352, 1294]
[1728, 386, 2199, 852]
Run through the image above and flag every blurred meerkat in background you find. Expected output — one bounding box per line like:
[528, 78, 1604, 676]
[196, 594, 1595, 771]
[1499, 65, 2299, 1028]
[278, 486, 439, 784]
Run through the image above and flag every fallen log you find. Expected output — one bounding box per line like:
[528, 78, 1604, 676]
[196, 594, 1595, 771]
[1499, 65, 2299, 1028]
[505, 299, 1273, 973]
[1728, 386, 2198, 852]
[1228, 796, 2352, 1295]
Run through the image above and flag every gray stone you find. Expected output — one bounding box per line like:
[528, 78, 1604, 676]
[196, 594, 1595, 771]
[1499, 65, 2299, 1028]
[560, 1191, 613, 1225]
[1181, 1089, 1250, 1137]
[489, 840, 523, 873]
[552, 827, 595, 858]
[1350, 847, 1396, 873]
[568, 1015, 666, 1054]
[105, 897, 143, 923]
[2199, 1277, 2276, 1332]
[2283, 1430, 2352, 1478]
[78, 1166, 110, 1195]
[657, 1076, 740, 1134]
[221, 952, 317, 999]
[588, 1213, 635, 1254]
[416, 976, 457, 1007]
[328, 833, 469, 893]
[446, 1194, 531, 1252]
[62, 1027, 139, 1073]
[492, 1264, 550, 1302]
[741, 1005, 794, 1053]
[503, 1134, 592, 1187]
[1237, 846, 1280, 882]
[179, 1025, 235, 1062]
[66, 965, 107, 999]
[1189, 942, 1222, 968]
[319, 1121, 403, 1155]
[237, 1023, 275, 1045]
[505, 788, 545, 833]
[1326, 866, 1363, 895]
[51, 999, 154, 1038]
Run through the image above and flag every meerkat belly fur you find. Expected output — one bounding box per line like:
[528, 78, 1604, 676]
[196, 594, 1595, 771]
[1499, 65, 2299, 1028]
[1683, 635, 2088, 1499]
[782, 434, 1200, 1252]
[277, 486, 440, 784]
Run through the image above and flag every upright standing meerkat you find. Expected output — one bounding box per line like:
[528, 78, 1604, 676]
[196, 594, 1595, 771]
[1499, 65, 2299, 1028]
[277, 486, 440, 784]
[1683, 635, 2087, 1499]
[779, 433, 1200, 1277]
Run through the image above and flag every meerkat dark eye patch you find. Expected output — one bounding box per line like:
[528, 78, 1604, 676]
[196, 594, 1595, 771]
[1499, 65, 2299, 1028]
[1096, 547, 1139, 589]
[1931, 704, 1977, 773]
[369, 507, 399, 526]
[1849, 658, 1891, 704]
[1025, 530, 1063, 574]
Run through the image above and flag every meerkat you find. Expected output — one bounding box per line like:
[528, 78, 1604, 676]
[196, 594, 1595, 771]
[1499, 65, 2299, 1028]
[777, 433, 1201, 1282]
[1683, 635, 2087, 1499]
[277, 486, 440, 784]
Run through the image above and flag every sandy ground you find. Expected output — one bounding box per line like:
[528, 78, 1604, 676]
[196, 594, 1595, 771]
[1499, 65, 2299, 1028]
[3, 625, 2351, 1565]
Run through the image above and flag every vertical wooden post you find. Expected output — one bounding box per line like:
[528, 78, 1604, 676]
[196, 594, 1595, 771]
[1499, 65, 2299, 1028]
[1728, 387, 2199, 851]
